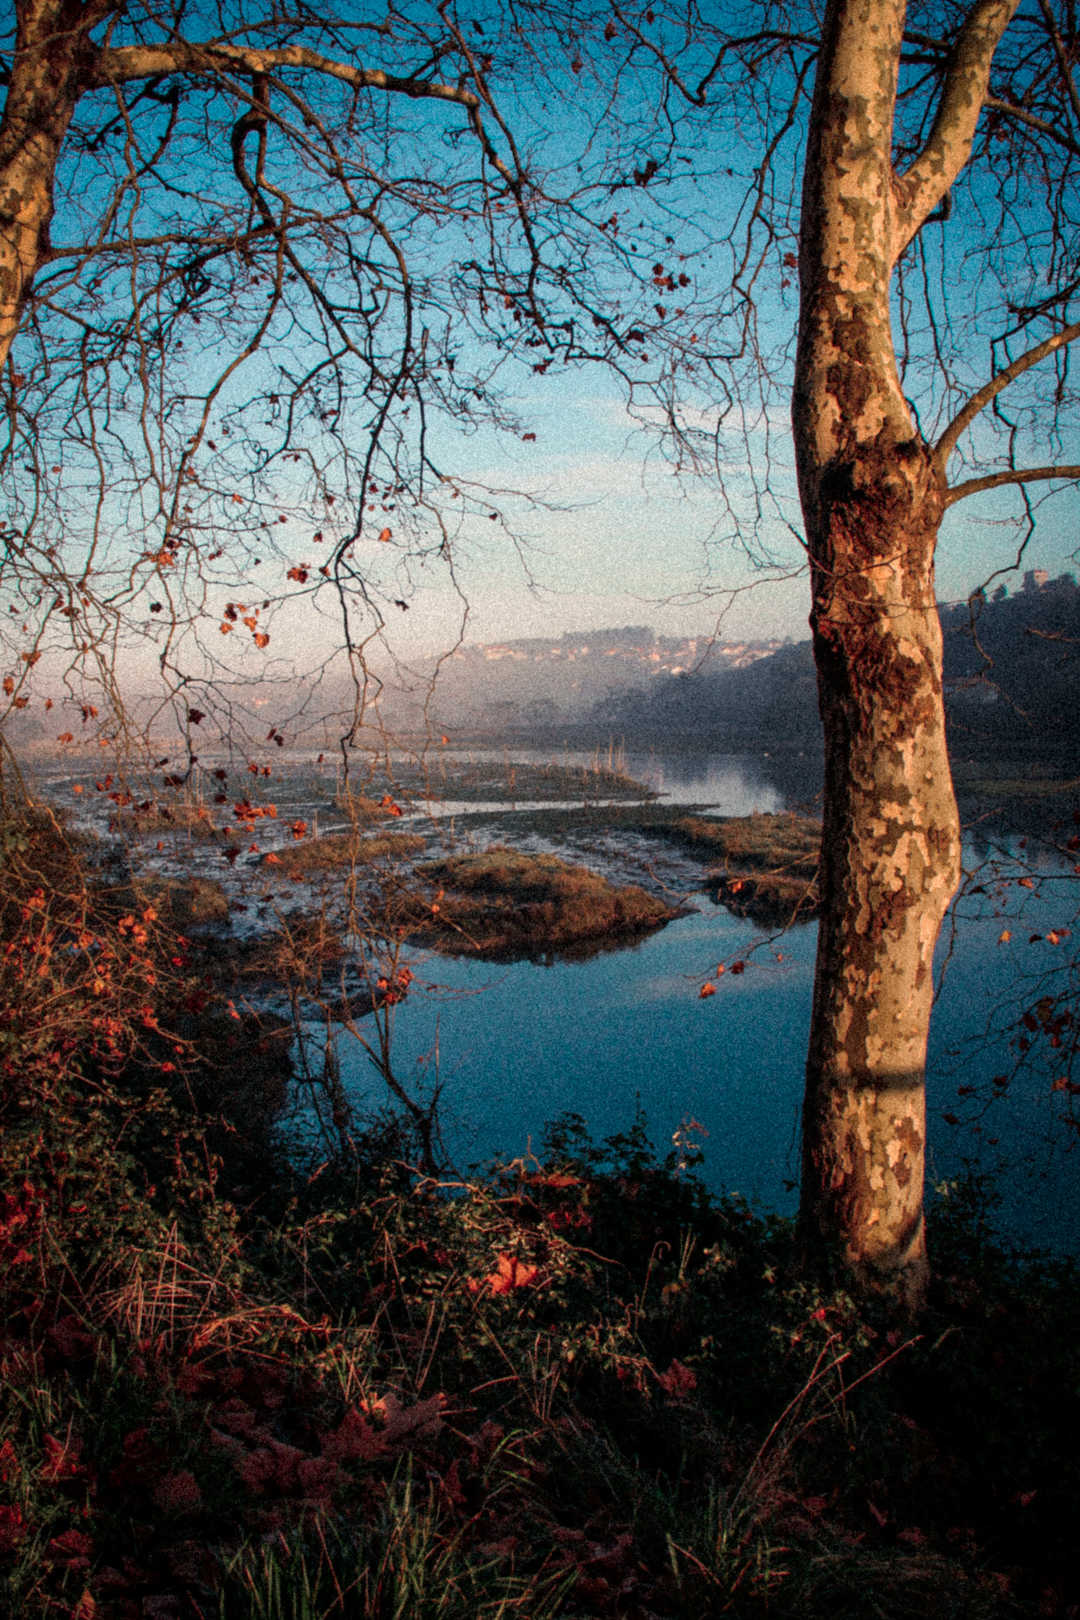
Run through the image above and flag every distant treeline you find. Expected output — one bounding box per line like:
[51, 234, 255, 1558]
[590, 575, 1080, 754]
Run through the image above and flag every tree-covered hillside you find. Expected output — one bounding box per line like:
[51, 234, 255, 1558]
[591, 576, 1080, 755]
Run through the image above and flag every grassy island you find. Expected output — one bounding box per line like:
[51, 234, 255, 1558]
[396, 845, 682, 959]
[663, 810, 821, 923]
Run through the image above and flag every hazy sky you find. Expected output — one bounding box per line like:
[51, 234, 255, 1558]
[342, 362, 1080, 662]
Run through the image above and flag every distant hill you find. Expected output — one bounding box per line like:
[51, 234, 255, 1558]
[585, 574, 1080, 755]
[940, 571, 1080, 749]
[589, 638, 821, 746]
[425, 626, 785, 731]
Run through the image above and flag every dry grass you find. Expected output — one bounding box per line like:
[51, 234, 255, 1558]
[407, 757, 655, 805]
[108, 799, 226, 838]
[668, 811, 821, 923]
[265, 830, 425, 876]
[132, 873, 232, 928]
[395, 845, 681, 959]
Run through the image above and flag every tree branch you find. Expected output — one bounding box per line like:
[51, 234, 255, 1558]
[91, 41, 481, 112]
[944, 463, 1080, 507]
[935, 319, 1080, 463]
[984, 93, 1080, 155]
[891, 0, 1021, 260]
[1035, 0, 1080, 135]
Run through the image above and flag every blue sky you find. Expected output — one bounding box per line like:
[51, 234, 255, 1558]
[10, 0, 1080, 711]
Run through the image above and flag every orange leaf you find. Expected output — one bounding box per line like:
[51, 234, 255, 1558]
[469, 1253, 539, 1295]
[377, 526, 392, 542]
[253, 632, 270, 648]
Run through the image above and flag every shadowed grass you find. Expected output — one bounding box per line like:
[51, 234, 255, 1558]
[3, 801, 1079, 1618]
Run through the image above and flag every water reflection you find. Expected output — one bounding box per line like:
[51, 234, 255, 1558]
[620, 746, 823, 814]
[323, 750, 1078, 1256]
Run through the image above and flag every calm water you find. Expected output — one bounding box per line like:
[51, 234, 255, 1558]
[316, 749, 1080, 1255]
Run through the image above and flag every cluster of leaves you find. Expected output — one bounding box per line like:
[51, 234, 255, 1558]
[0, 805, 172, 1094]
[2, 799, 1080, 1617]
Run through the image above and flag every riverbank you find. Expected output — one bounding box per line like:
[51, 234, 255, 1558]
[4, 1043, 1078, 1616]
[3, 792, 1079, 1618]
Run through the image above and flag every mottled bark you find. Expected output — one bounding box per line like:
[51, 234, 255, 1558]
[0, 0, 115, 370]
[797, 453, 961, 1306]
[793, 0, 1017, 1306]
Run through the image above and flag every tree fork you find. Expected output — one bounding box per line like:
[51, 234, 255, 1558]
[790, 0, 1006, 1304]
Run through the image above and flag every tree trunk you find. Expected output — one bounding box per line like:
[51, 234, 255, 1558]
[0, 0, 112, 370]
[796, 456, 962, 1306]
[793, 0, 964, 1307]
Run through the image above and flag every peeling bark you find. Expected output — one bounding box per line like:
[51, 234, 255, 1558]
[792, 0, 1014, 1307]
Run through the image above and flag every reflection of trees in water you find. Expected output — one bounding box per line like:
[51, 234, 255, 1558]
[929, 841, 1080, 1249]
[618, 743, 821, 817]
[755, 751, 823, 815]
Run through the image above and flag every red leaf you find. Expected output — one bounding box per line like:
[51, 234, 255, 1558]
[657, 1359, 697, 1399]
[469, 1253, 539, 1295]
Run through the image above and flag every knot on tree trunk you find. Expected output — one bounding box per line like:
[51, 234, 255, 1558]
[817, 429, 945, 562]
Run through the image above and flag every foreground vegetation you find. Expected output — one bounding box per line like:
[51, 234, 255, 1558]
[2, 798, 1078, 1618]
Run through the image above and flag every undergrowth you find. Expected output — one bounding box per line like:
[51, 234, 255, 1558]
[2, 799, 1078, 1617]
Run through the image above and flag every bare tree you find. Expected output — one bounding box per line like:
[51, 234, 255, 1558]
[648, 0, 1080, 1304]
[1, 0, 716, 756]
[790, 0, 1080, 1306]
[554, 0, 1080, 1303]
[5, 0, 1080, 1307]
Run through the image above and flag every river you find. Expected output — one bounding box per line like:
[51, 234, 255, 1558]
[307, 746, 1080, 1256]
